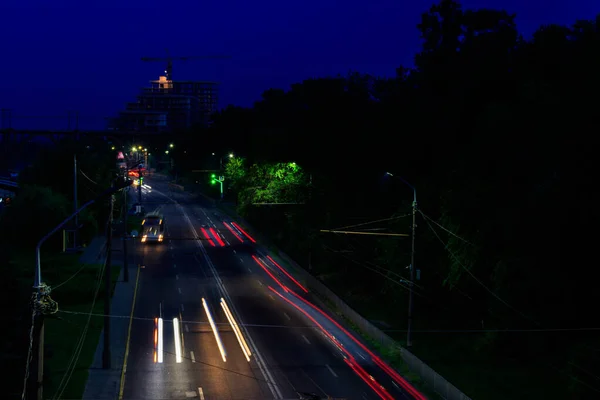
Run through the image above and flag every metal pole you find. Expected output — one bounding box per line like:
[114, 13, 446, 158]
[31, 184, 124, 400]
[102, 195, 114, 369]
[137, 167, 142, 204]
[73, 154, 78, 250]
[123, 176, 129, 283]
[407, 188, 417, 348]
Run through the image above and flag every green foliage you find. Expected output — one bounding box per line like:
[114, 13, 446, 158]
[234, 161, 307, 213]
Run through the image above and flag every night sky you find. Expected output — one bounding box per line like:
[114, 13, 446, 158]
[1, 0, 599, 130]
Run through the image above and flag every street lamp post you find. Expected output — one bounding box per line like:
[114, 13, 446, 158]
[211, 174, 225, 199]
[28, 178, 132, 400]
[386, 172, 417, 348]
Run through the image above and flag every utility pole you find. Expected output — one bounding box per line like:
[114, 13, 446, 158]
[122, 167, 129, 283]
[407, 188, 417, 348]
[137, 166, 143, 204]
[385, 172, 417, 348]
[73, 154, 78, 250]
[102, 195, 114, 369]
[27, 180, 132, 400]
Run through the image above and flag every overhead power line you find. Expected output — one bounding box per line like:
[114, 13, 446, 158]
[330, 213, 411, 231]
[419, 210, 475, 246]
[320, 229, 409, 237]
[56, 310, 600, 334]
[422, 215, 541, 326]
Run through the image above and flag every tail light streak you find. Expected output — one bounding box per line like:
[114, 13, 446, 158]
[153, 318, 158, 363]
[209, 227, 226, 247]
[266, 255, 309, 293]
[201, 227, 215, 247]
[268, 286, 393, 400]
[252, 255, 288, 292]
[223, 222, 244, 243]
[220, 298, 252, 362]
[231, 222, 256, 243]
[286, 290, 427, 400]
[202, 298, 227, 362]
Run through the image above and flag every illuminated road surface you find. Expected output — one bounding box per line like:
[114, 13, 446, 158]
[121, 177, 425, 400]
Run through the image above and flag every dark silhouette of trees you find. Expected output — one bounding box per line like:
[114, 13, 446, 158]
[170, 1, 599, 398]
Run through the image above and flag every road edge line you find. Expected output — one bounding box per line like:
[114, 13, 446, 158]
[118, 263, 141, 400]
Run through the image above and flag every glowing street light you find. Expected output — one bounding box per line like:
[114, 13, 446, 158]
[229, 153, 234, 158]
[165, 150, 169, 154]
[169, 143, 174, 148]
[131, 147, 137, 152]
[211, 174, 225, 200]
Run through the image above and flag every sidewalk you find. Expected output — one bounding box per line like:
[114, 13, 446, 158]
[82, 204, 140, 399]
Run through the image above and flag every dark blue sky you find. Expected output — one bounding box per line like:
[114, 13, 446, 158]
[1, 0, 599, 130]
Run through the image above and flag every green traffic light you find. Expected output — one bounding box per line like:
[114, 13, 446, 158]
[211, 180, 216, 184]
[211, 174, 216, 178]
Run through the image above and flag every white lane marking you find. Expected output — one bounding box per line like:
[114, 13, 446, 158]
[326, 364, 338, 378]
[392, 381, 400, 390]
[185, 324, 189, 333]
[301, 335, 311, 345]
[233, 250, 237, 254]
[181, 304, 185, 312]
[176, 274, 179, 280]
[283, 312, 291, 321]
[225, 240, 231, 245]
[178, 287, 182, 294]
[268, 294, 275, 300]
[257, 280, 263, 286]
[190, 351, 196, 363]
[198, 387, 205, 400]
[362, 393, 369, 400]
[239, 257, 244, 262]
[247, 267, 252, 272]
[358, 352, 367, 360]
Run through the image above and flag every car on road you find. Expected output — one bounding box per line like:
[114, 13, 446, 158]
[141, 213, 165, 243]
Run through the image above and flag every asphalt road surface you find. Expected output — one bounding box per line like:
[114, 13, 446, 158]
[121, 177, 423, 400]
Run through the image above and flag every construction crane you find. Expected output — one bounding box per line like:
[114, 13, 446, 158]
[141, 48, 230, 81]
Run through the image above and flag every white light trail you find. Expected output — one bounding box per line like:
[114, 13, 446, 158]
[158, 318, 164, 363]
[173, 317, 182, 363]
[220, 298, 251, 362]
[202, 298, 227, 362]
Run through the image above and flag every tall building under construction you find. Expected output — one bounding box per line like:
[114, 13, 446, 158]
[108, 75, 218, 132]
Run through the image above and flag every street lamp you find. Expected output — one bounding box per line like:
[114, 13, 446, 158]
[170, 143, 174, 148]
[29, 178, 133, 399]
[385, 172, 417, 348]
[211, 174, 225, 199]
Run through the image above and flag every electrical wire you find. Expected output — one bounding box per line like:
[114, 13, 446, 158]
[56, 309, 600, 334]
[322, 244, 424, 294]
[330, 213, 411, 232]
[419, 210, 475, 247]
[422, 214, 541, 326]
[20, 304, 36, 400]
[79, 169, 99, 186]
[53, 230, 108, 400]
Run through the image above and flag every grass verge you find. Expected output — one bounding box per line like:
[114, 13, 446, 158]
[16, 251, 121, 399]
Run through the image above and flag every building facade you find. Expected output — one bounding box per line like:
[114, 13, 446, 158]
[109, 75, 218, 132]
